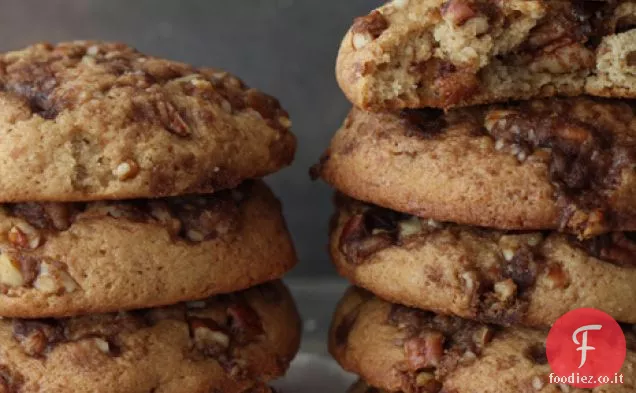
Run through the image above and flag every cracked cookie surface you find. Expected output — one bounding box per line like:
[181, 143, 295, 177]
[337, 0, 636, 110]
[0, 281, 300, 393]
[0, 181, 296, 318]
[317, 97, 636, 237]
[330, 196, 636, 327]
[0, 41, 296, 202]
[331, 287, 636, 393]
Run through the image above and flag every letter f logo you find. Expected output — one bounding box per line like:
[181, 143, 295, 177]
[572, 325, 603, 368]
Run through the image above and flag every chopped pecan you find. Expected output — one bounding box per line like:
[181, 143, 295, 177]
[351, 11, 389, 50]
[33, 261, 79, 294]
[339, 214, 393, 264]
[441, 0, 477, 26]
[113, 160, 140, 181]
[8, 223, 41, 250]
[493, 279, 517, 303]
[12, 320, 63, 357]
[472, 326, 494, 350]
[486, 99, 635, 238]
[434, 62, 479, 107]
[0, 254, 25, 288]
[148, 201, 182, 236]
[404, 332, 445, 370]
[352, 11, 389, 39]
[189, 318, 230, 357]
[156, 100, 191, 137]
[545, 264, 569, 289]
[479, 290, 528, 326]
[398, 216, 423, 237]
[627, 52, 636, 67]
[227, 303, 264, 345]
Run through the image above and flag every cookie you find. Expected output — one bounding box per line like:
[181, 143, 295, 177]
[331, 195, 636, 327]
[0, 181, 296, 318]
[0, 281, 300, 393]
[347, 379, 627, 393]
[316, 98, 636, 237]
[331, 287, 636, 393]
[0, 41, 296, 202]
[336, 0, 636, 110]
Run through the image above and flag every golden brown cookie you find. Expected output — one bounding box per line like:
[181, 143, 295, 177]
[331, 195, 636, 327]
[336, 0, 636, 110]
[0, 41, 296, 202]
[0, 181, 296, 318]
[346, 379, 628, 393]
[0, 281, 300, 393]
[331, 287, 636, 393]
[316, 98, 636, 237]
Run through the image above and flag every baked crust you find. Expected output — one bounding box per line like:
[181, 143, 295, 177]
[317, 98, 636, 237]
[0, 281, 301, 393]
[331, 195, 636, 327]
[0, 41, 296, 202]
[331, 287, 636, 393]
[0, 181, 297, 318]
[336, 0, 636, 110]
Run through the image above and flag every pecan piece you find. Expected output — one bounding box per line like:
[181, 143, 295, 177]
[12, 320, 63, 357]
[156, 100, 191, 137]
[33, 262, 79, 294]
[189, 318, 231, 357]
[339, 214, 394, 264]
[441, 0, 477, 26]
[8, 224, 41, 250]
[404, 332, 445, 370]
[493, 279, 517, 303]
[227, 303, 264, 344]
[472, 326, 494, 350]
[545, 264, 569, 289]
[113, 160, 140, 181]
[0, 254, 25, 288]
[352, 10, 389, 38]
[351, 11, 389, 49]
[434, 62, 479, 107]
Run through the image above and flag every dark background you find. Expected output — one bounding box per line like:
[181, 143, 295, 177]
[0, 0, 384, 276]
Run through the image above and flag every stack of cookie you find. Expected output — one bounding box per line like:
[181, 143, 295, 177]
[0, 41, 300, 393]
[315, 1, 636, 392]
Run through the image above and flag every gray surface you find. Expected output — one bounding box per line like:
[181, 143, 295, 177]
[0, 0, 383, 276]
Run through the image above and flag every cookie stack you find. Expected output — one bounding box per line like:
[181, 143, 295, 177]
[315, 1, 636, 392]
[0, 42, 300, 393]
